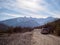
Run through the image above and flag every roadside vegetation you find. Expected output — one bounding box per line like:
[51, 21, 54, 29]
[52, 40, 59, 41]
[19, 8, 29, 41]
[0, 26, 33, 36]
[35, 19, 60, 36]
[45, 19, 60, 36]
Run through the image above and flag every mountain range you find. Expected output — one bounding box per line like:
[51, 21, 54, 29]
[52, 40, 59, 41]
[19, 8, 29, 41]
[0, 17, 57, 28]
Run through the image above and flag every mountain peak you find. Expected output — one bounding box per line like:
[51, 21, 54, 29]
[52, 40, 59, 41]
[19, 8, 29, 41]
[0, 17, 57, 27]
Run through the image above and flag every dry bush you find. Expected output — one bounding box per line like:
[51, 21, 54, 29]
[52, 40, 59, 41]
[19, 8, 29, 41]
[6, 27, 33, 33]
[43, 19, 60, 36]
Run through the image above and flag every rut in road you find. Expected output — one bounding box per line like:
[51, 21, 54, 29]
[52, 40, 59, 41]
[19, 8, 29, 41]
[31, 29, 60, 45]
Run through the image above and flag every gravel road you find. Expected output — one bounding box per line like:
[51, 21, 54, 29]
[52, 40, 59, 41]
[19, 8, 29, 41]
[0, 29, 60, 45]
[31, 29, 60, 45]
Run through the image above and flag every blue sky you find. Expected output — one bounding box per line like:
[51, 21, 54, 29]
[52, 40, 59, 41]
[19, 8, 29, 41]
[0, 0, 60, 21]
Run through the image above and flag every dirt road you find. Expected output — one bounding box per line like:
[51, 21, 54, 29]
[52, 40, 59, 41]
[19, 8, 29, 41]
[0, 29, 60, 45]
[31, 29, 60, 45]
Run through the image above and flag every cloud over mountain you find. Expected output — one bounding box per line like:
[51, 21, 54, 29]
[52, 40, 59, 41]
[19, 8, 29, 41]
[0, 0, 60, 20]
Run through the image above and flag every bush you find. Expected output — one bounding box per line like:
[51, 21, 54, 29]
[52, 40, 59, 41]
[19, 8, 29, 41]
[5, 27, 33, 33]
[54, 25, 60, 36]
[39, 19, 60, 36]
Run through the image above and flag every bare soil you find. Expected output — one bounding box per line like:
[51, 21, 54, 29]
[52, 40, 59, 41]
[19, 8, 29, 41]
[0, 29, 60, 45]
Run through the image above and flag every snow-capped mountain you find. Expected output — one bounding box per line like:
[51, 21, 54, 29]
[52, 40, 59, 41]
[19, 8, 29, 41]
[0, 17, 57, 27]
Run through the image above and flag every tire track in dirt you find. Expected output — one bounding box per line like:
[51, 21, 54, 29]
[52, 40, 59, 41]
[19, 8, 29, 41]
[31, 29, 60, 45]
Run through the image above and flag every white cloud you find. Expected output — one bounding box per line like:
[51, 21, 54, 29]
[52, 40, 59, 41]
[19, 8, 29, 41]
[53, 14, 60, 18]
[52, 12, 60, 18]
[28, 14, 48, 18]
[0, 12, 24, 17]
[0, 0, 60, 18]
[16, 0, 59, 17]
[16, 0, 46, 12]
